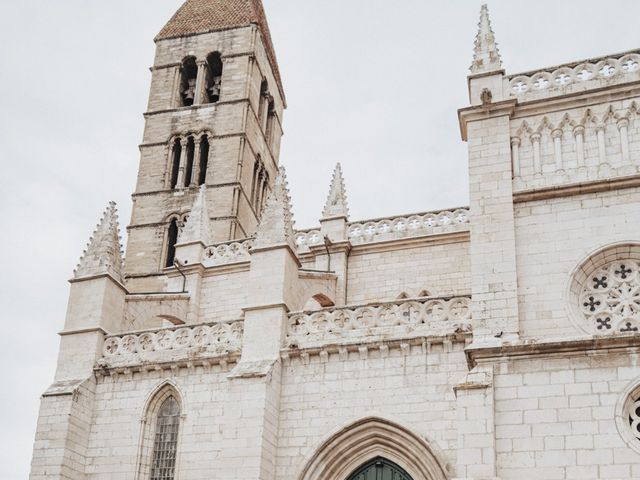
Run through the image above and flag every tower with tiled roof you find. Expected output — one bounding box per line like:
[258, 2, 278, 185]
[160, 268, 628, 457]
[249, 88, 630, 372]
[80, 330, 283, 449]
[126, 0, 286, 292]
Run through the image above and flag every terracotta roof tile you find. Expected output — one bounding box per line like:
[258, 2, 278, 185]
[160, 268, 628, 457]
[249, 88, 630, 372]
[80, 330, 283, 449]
[156, 0, 285, 104]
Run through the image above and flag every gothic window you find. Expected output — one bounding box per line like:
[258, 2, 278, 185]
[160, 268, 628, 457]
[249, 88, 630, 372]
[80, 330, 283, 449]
[183, 136, 195, 187]
[150, 396, 180, 480]
[570, 244, 640, 334]
[258, 79, 269, 129]
[165, 219, 179, 268]
[259, 170, 270, 213]
[137, 385, 183, 480]
[347, 457, 413, 480]
[265, 97, 276, 146]
[198, 135, 209, 185]
[179, 56, 198, 107]
[169, 139, 182, 189]
[251, 156, 265, 214]
[204, 52, 223, 103]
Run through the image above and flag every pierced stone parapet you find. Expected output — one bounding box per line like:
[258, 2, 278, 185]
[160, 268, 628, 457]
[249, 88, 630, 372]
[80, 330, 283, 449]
[508, 51, 640, 101]
[286, 296, 472, 349]
[100, 320, 243, 368]
[203, 238, 253, 266]
[295, 229, 323, 251]
[347, 209, 469, 245]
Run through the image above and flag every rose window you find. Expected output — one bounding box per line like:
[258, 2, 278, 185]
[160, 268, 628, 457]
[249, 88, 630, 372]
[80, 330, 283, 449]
[579, 259, 640, 333]
[628, 397, 640, 442]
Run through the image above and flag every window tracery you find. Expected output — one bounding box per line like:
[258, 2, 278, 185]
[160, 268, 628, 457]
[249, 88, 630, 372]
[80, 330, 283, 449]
[579, 259, 640, 333]
[150, 396, 180, 480]
[570, 244, 640, 335]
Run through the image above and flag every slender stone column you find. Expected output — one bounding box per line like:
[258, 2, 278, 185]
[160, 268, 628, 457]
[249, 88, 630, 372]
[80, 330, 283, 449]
[574, 125, 586, 168]
[531, 132, 542, 174]
[191, 138, 202, 187]
[510, 137, 521, 177]
[552, 129, 563, 171]
[596, 125, 607, 165]
[618, 118, 630, 164]
[175, 138, 188, 188]
[194, 61, 207, 105]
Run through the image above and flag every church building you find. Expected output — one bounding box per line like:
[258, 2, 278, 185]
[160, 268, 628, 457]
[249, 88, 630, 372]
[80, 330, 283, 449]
[29, 1, 640, 478]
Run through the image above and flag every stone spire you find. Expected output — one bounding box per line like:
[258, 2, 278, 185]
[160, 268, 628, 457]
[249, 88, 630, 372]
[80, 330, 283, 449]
[74, 202, 124, 283]
[254, 166, 296, 249]
[178, 185, 212, 245]
[321, 163, 349, 220]
[470, 4, 502, 74]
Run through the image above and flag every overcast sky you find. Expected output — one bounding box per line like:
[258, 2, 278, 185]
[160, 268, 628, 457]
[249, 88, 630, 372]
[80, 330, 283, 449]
[1, 1, 640, 477]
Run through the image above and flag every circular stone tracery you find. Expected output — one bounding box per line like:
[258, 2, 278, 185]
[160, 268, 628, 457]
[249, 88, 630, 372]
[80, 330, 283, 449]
[629, 397, 640, 442]
[578, 258, 640, 334]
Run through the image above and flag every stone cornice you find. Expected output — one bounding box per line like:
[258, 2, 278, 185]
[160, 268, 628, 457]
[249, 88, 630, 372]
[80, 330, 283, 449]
[513, 173, 640, 203]
[58, 327, 109, 337]
[281, 334, 470, 363]
[458, 99, 518, 141]
[466, 333, 640, 368]
[348, 230, 469, 256]
[68, 272, 128, 293]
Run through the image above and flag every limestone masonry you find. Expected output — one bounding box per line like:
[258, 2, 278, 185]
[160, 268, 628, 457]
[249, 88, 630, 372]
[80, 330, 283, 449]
[29, 2, 640, 479]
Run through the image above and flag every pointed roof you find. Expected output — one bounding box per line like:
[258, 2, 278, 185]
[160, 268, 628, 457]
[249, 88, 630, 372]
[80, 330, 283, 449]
[74, 202, 124, 283]
[470, 4, 502, 74]
[322, 163, 349, 220]
[178, 185, 212, 245]
[156, 0, 285, 104]
[254, 166, 296, 249]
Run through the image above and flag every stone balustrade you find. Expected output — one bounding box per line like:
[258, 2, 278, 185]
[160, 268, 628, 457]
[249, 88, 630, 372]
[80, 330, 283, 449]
[508, 51, 640, 101]
[100, 320, 244, 367]
[203, 238, 253, 266]
[295, 209, 470, 251]
[347, 208, 469, 244]
[286, 296, 472, 349]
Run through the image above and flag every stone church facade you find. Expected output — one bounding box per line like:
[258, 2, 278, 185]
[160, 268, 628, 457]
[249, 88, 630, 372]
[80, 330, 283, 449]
[29, 1, 640, 479]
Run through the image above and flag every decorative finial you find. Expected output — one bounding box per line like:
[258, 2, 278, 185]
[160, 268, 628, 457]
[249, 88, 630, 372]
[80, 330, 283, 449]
[178, 185, 212, 245]
[74, 202, 124, 283]
[470, 4, 502, 74]
[322, 163, 349, 220]
[254, 166, 296, 249]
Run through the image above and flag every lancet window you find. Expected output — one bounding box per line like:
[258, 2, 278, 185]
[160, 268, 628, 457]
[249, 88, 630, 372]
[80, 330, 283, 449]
[251, 156, 269, 215]
[204, 52, 223, 103]
[178, 56, 198, 107]
[137, 385, 183, 480]
[166, 132, 212, 190]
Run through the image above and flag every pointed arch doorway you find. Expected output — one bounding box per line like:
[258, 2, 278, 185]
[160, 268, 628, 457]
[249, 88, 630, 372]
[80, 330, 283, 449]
[347, 457, 413, 480]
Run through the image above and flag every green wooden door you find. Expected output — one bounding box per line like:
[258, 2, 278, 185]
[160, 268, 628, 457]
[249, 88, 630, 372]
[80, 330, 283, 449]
[347, 457, 413, 480]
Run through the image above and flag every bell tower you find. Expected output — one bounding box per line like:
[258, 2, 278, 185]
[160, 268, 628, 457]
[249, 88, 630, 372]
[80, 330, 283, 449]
[125, 0, 286, 292]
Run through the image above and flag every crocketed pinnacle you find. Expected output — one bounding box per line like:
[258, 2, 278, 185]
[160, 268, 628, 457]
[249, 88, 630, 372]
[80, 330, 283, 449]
[178, 185, 212, 245]
[322, 163, 349, 220]
[254, 166, 296, 249]
[74, 202, 124, 283]
[470, 4, 502, 74]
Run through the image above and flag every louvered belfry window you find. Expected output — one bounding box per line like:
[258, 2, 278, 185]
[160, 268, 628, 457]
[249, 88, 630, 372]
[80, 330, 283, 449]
[150, 396, 180, 480]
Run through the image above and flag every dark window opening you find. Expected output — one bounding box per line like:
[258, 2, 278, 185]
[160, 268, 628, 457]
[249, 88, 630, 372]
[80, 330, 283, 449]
[179, 57, 198, 107]
[169, 139, 181, 189]
[150, 396, 180, 480]
[205, 52, 223, 103]
[165, 219, 179, 268]
[258, 79, 269, 128]
[183, 137, 195, 187]
[265, 98, 276, 145]
[198, 136, 209, 185]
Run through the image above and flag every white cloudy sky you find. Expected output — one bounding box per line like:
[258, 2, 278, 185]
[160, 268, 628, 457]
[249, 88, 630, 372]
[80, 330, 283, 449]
[1, 0, 639, 477]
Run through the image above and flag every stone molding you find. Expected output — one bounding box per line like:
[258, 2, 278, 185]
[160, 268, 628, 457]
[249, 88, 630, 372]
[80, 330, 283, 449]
[465, 332, 640, 368]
